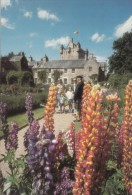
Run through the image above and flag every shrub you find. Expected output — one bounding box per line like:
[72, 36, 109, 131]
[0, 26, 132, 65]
[0, 92, 48, 116]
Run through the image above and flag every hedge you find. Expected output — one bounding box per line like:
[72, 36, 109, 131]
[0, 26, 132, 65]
[0, 92, 48, 116]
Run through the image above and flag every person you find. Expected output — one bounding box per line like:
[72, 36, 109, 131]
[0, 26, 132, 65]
[74, 75, 84, 121]
[59, 93, 66, 113]
[65, 87, 74, 113]
[57, 79, 65, 112]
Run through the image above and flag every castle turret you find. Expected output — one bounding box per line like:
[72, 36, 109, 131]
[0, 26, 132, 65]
[41, 55, 49, 62]
[85, 49, 88, 60]
[60, 45, 64, 54]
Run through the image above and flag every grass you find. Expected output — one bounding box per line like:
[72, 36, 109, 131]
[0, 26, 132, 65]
[0, 107, 44, 137]
[8, 107, 44, 128]
[74, 121, 82, 131]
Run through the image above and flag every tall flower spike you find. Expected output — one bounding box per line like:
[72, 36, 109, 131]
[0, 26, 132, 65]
[121, 80, 132, 193]
[44, 83, 57, 131]
[64, 122, 75, 157]
[25, 94, 34, 123]
[0, 102, 9, 147]
[73, 85, 120, 195]
[24, 94, 34, 149]
[5, 122, 19, 151]
[54, 167, 74, 195]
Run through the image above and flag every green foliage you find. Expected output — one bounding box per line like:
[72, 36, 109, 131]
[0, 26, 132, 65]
[101, 160, 129, 195]
[52, 70, 63, 83]
[108, 73, 132, 89]
[109, 32, 132, 74]
[89, 74, 98, 84]
[2, 152, 32, 195]
[6, 71, 34, 86]
[38, 70, 48, 83]
[0, 93, 47, 116]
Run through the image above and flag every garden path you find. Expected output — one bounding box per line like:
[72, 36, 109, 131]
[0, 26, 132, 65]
[0, 111, 75, 177]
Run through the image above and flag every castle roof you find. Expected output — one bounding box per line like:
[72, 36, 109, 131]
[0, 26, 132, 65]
[33, 59, 86, 69]
[9, 55, 24, 62]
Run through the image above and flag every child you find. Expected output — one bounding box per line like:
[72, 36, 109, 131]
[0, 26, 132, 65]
[59, 93, 65, 113]
[65, 87, 74, 113]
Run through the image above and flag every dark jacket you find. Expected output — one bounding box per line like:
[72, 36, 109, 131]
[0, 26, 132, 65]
[74, 81, 84, 101]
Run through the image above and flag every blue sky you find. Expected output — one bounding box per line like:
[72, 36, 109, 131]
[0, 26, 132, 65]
[1, 0, 132, 62]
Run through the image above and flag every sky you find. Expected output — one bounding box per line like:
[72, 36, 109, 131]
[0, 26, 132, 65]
[1, 0, 132, 62]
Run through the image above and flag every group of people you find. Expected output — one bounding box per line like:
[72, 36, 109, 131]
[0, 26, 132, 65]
[57, 86, 74, 113]
[57, 75, 84, 121]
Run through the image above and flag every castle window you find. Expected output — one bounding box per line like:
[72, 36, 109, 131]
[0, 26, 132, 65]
[89, 67, 92, 71]
[71, 78, 74, 84]
[64, 68, 67, 73]
[72, 68, 75, 73]
[48, 78, 51, 83]
[64, 78, 67, 84]
[34, 72, 38, 78]
[2, 67, 4, 73]
[49, 69, 51, 73]
[34, 78, 37, 84]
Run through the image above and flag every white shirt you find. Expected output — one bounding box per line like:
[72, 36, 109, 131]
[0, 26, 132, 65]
[66, 91, 74, 100]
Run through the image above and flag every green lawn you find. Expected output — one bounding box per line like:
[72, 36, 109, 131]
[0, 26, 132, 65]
[0, 107, 44, 137]
[8, 107, 44, 128]
[74, 121, 82, 131]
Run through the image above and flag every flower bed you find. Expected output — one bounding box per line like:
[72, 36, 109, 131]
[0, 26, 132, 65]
[0, 82, 132, 195]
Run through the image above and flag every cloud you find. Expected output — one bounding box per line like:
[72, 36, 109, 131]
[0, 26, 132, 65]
[26, 42, 33, 48]
[91, 33, 105, 43]
[37, 9, 60, 22]
[114, 16, 132, 38]
[24, 11, 32, 18]
[29, 32, 38, 37]
[96, 55, 108, 62]
[1, 0, 11, 9]
[45, 36, 70, 48]
[1, 17, 15, 29]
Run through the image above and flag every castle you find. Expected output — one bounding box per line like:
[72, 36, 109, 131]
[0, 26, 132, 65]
[28, 38, 106, 84]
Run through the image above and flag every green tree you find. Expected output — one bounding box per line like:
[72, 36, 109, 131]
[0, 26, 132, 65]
[38, 70, 48, 84]
[22, 71, 34, 86]
[6, 71, 34, 86]
[89, 74, 98, 84]
[108, 73, 132, 88]
[109, 32, 132, 74]
[6, 71, 18, 85]
[52, 70, 63, 83]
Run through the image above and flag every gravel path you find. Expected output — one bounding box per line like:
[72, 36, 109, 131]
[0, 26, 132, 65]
[0, 112, 75, 177]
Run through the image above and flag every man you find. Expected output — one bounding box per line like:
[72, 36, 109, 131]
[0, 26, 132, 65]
[74, 75, 84, 121]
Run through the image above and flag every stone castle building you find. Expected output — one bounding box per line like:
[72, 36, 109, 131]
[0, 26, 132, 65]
[29, 38, 106, 85]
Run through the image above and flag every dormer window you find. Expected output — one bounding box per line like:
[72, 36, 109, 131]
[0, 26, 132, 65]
[64, 68, 67, 73]
[72, 68, 75, 73]
[89, 67, 92, 71]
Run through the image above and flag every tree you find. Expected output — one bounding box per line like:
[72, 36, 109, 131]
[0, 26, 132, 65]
[52, 70, 63, 83]
[22, 71, 34, 86]
[109, 32, 132, 74]
[6, 71, 34, 86]
[38, 70, 48, 84]
[6, 71, 18, 85]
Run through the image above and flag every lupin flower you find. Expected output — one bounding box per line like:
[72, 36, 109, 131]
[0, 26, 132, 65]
[25, 94, 34, 123]
[44, 83, 57, 131]
[24, 94, 35, 149]
[27, 121, 58, 194]
[0, 102, 9, 147]
[73, 85, 120, 195]
[55, 131, 68, 169]
[81, 82, 92, 124]
[54, 167, 74, 195]
[0, 102, 8, 123]
[5, 122, 19, 151]
[64, 123, 75, 157]
[121, 80, 132, 193]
